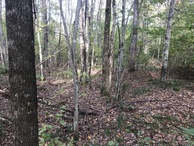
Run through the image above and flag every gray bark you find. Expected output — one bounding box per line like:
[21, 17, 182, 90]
[129, 0, 139, 71]
[41, 0, 49, 67]
[5, 0, 38, 145]
[59, 0, 81, 141]
[115, 0, 126, 98]
[161, 0, 176, 81]
[101, 0, 112, 96]
[0, 0, 7, 67]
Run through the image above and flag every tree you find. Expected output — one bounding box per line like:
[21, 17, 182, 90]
[80, 0, 88, 82]
[115, 0, 126, 98]
[129, 0, 139, 71]
[41, 0, 49, 67]
[161, 0, 176, 81]
[0, 0, 7, 67]
[59, 0, 81, 141]
[5, 0, 38, 146]
[36, 0, 44, 80]
[101, 0, 112, 96]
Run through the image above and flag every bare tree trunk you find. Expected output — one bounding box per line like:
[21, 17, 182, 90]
[0, 0, 7, 67]
[88, 0, 95, 88]
[129, 0, 139, 71]
[80, 0, 87, 83]
[37, 14, 44, 80]
[101, 0, 112, 96]
[161, 0, 176, 81]
[5, 0, 38, 145]
[115, 0, 126, 99]
[57, 18, 62, 67]
[110, 0, 116, 85]
[41, 0, 49, 67]
[59, 0, 81, 141]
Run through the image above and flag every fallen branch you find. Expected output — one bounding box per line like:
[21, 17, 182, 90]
[0, 89, 10, 100]
[0, 113, 12, 123]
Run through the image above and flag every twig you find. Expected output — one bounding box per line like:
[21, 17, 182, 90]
[0, 89, 10, 100]
[35, 47, 67, 68]
[0, 113, 12, 123]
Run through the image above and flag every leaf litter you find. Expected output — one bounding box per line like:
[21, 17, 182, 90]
[0, 70, 194, 145]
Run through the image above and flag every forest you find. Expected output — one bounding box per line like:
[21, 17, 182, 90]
[0, 0, 194, 145]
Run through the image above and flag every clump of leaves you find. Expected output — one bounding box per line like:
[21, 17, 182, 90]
[57, 70, 73, 79]
[149, 79, 182, 91]
[138, 136, 152, 145]
[0, 65, 8, 75]
[79, 71, 90, 85]
[133, 86, 150, 96]
[39, 105, 72, 146]
[179, 127, 194, 145]
[39, 124, 63, 146]
[108, 140, 119, 146]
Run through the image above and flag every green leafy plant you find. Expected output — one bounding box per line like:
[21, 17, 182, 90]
[133, 86, 150, 96]
[179, 127, 194, 145]
[0, 65, 8, 75]
[108, 140, 119, 146]
[56, 70, 73, 79]
[39, 124, 63, 146]
[138, 136, 152, 145]
[39, 106, 67, 146]
[149, 79, 181, 91]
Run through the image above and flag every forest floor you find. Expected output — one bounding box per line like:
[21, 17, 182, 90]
[1, 68, 194, 145]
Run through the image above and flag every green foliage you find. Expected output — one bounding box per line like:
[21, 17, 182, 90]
[108, 140, 119, 146]
[39, 105, 68, 146]
[137, 52, 151, 70]
[133, 86, 150, 96]
[150, 0, 166, 4]
[117, 113, 124, 128]
[56, 70, 73, 79]
[36, 74, 44, 81]
[179, 127, 194, 145]
[149, 79, 181, 91]
[138, 136, 152, 145]
[0, 65, 8, 75]
[39, 124, 63, 146]
[79, 71, 90, 85]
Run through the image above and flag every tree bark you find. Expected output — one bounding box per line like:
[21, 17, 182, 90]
[36, 1, 44, 80]
[101, 0, 112, 96]
[0, 0, 7, 67]
[129, 0, 139, 71]
[161, 0, 176, 81]
[115, 0, 126, 98]
[41, 0, 49, 67]
[88, 0, 95, 88]
[59, 0, 81, 141]
[80, 0, 88, 82]
[5, 0, 38, 145]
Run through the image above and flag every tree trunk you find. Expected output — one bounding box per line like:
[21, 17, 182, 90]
[101, 0, 112, 96]
[115, 0, 126, 99]
[41, 0, 49, 67]
[5, 0, 38, 145]
[88, 0, 95, 88]
[0, 0, 7, 67]
[110, 0, 116, 86]
[59, 0, 81, 141]
[36, 1, 44, 80]
[80, 0, 88, 83]
[161, 0, 176, 81]
[129, 0, 139, 71]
